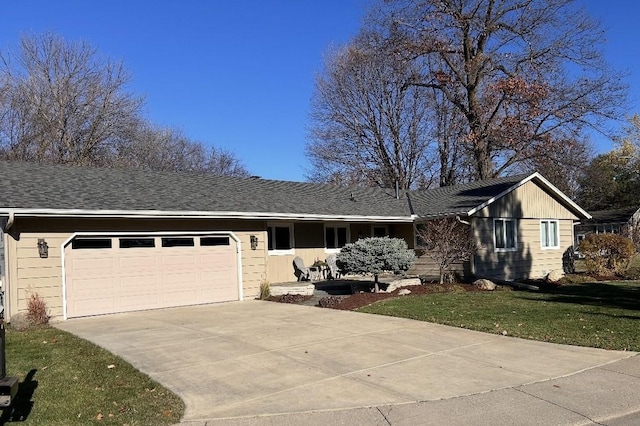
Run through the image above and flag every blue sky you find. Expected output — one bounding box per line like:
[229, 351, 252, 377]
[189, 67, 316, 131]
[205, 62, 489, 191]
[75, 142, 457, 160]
[1, 0, 638, 181]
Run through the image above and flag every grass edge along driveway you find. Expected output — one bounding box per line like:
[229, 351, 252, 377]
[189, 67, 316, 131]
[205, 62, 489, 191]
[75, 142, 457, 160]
[359, 280, 640, 352]
[2, 326, 184, 425]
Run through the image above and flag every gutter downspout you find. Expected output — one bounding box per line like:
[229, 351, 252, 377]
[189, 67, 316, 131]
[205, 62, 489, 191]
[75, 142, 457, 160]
[3, 212, 14, 232]
[455, 215, 475, 276]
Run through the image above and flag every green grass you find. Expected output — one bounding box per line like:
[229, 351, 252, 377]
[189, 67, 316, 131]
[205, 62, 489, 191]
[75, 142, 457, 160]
[2, 326, 184, 425]
[359, 280, 640, 351]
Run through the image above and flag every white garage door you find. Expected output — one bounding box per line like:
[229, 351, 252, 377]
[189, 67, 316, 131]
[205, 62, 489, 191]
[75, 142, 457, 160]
[64, 234, 240, 318]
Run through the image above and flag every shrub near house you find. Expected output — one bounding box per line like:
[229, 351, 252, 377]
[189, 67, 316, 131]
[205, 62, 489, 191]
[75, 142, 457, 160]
[337, 237, 415, 292]
[579, 233, 636, 276]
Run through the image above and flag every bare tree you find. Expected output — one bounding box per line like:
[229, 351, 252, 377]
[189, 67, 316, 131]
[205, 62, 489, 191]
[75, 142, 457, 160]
[417, 218, 479, 284]
[307, 33, 437, 190]
[0, 33, 143, 166]
[0, 33, 250, 177]
[366, 0, 627, 180]
[115, 125, 250, 176]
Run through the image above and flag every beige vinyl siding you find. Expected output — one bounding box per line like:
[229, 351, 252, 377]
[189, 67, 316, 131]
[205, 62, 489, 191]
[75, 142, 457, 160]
[6, 218, 269, 319]
[267, 248, 328, 283]
[0, 230, 5, 279]
[407, 254, 469, 281]
[265, 222, 415, 283]
[473, 218, 574, 280]
[475, 180, 579, 220]
[238, 230, 267, 299]
[13, 234, 69, 319]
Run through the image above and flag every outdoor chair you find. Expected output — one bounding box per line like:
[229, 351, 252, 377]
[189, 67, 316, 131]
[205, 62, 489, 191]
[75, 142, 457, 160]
[325, 254, 341, 280]
[293, 256, 311, 281]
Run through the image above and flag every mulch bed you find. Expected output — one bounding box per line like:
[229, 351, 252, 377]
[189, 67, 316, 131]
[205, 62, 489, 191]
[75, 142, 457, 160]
[332, 283, 484, 310]
[268, 282, 486, 311]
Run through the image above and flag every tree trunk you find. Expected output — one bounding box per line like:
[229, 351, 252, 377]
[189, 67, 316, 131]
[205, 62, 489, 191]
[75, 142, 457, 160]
[374, 274, 380, 293]
[439, 269, 445, 285]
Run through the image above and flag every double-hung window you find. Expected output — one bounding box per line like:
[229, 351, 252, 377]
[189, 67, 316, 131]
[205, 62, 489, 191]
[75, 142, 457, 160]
[540, 220, 559, 249]
[494, 218, 517, 251]
[325, 224, 349, 252]
[267, 223, 294, 254]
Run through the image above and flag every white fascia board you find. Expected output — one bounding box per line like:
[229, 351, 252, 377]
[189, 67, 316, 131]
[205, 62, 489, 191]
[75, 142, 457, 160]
[0, 208, 414, 223]
[413, 212, 467, 222]
[465, 172, 592, 220]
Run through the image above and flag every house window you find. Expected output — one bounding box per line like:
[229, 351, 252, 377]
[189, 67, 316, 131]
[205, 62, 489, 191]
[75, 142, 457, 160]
[540, 220, 559, 249]
[325, 224, 349, 251]
[494, 219, 517, 251]
[372, 226, 388, 237]
[267, 223, 294, 254]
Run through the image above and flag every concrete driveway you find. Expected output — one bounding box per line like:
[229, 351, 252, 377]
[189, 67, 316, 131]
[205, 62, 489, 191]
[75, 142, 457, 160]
[56, 300, 635, 424]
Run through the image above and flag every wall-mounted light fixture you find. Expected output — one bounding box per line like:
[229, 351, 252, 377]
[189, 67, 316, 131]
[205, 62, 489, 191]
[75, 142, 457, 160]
[37, 238, 49, 258]
[250, 235, 258, 250]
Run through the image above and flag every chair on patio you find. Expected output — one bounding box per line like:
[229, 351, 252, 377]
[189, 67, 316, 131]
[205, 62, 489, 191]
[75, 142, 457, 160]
[325, 254, 341, 280]
[293, 256, 311, 281]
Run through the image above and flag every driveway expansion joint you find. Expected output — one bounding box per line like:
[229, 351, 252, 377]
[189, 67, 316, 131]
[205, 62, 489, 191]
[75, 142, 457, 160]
[513, 387, 606, 425]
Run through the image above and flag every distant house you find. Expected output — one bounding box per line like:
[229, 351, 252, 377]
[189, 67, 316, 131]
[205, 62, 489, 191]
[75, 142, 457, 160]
[0, 161, 590, 320]
[574, 206, 640, 247]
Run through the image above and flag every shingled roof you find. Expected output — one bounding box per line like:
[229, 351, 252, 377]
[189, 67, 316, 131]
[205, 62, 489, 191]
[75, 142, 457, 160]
[0, 161, 589, 221]
[0, 161, 412, 220]
[407, 174, 530, 218]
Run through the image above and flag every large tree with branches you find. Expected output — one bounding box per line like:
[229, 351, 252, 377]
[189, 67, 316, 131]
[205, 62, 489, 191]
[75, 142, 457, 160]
[308, 0, 626, 187]
[378, 0, 626, 180]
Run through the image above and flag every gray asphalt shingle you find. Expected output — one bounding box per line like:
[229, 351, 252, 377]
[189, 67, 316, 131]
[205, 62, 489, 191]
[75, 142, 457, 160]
[0, 161, 412, 218]
[406, 174, 530, 218]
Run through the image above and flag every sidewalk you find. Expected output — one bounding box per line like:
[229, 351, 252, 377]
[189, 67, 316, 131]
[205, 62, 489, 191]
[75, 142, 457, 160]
[180, 354, 640, 425]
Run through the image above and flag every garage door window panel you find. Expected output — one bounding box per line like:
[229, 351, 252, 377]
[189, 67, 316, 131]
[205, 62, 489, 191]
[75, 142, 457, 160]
[200, 236, 230, 246]
[161, 237, 195, 247]
[119, 238, 155, 248]
[72, 239, 113, 249]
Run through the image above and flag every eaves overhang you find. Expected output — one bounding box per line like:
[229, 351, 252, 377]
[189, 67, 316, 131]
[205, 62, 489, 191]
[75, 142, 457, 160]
[0, 208, 416, 223]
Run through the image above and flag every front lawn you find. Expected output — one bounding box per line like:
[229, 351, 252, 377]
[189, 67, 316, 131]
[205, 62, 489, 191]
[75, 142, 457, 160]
[359, 280, 640, 351]
[2, 326, 184, 425]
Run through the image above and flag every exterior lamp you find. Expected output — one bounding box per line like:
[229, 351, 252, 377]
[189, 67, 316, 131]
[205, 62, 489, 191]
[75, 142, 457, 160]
[37, 238, 49, 258]
[250, 235, 258, 250]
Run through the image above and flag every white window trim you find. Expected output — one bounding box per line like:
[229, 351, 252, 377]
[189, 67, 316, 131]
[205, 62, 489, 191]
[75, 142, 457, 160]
[540, 219, 560, 250]
[267, 222, 295, 255]
[324, 223, 350, 254]
[493, 218, 518, 252]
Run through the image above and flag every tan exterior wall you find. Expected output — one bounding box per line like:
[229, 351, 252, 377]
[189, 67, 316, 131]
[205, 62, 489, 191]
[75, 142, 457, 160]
[265, 222, 415, 283]
[5, 218, 269, 319]
[473, 218, 574, 280]
[475, 181, 579, 220]
[5, 217, 416, 317]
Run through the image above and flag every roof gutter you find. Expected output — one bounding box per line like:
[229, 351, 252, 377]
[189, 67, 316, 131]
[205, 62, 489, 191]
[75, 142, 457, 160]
[0, 209, 415, 223]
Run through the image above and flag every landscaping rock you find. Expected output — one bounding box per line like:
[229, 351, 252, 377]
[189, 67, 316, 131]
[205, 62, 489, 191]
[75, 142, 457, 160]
[10, 312, 31, 331]
[398, 289, 412, 296]
[385, 278, 421, 293]
[269, 284, 315, 296]
[546, 270, 564, 282]
[474, 279, 497, 291]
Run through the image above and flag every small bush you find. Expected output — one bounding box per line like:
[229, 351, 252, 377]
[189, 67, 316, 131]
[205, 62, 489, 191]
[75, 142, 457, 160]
[258, 281, 271, 300]
[337, 237, 415, 277]
[271, 294, 309, 304]
[26, 292, 49, 325]
[579, 234, 636, 276]
[557, 274, 596, 284]
[318, 296, 343, 308]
